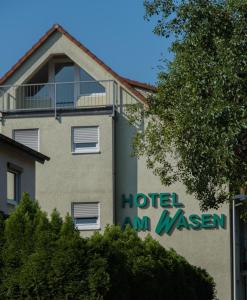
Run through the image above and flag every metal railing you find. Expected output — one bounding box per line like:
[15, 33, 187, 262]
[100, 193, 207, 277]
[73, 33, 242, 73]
[0, 80, 117, 113]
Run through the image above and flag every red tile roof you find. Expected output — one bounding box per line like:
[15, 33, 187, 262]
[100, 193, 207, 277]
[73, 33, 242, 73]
[120, 77, 156, 92]
[0, 24, 155, 104]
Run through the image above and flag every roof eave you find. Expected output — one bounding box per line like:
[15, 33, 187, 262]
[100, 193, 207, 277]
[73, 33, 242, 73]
[0, 134, 50, 164]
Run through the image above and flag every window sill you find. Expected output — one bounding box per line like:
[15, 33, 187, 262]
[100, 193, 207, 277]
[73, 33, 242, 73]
[76, 225, 101, 231]
[72, 150, 100, 155]
[7, 200, 17, 206]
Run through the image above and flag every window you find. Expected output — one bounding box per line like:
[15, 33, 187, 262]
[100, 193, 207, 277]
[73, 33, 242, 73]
[72, 126, 99, 153]
[54, 62, 75, 107]
[13, 129, 39, 151]
[72, 202, 100, 230]
[7, 163, 22, 206]
[24, 63, 49, 100]
[79, 68, 105, 96]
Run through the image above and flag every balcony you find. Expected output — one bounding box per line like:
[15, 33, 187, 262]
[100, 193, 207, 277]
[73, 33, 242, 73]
[0, 80, 117, 115]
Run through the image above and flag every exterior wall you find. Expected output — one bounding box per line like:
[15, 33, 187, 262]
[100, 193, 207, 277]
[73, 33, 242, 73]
[0, 143, 36, 214]
[0, 30, 233, 299]
[1, 114, 114, 236]
[3, 32, 113, 90]
[115, 90, 232, 300]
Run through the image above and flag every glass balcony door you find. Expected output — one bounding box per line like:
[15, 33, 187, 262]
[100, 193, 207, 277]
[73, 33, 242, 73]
[51, 61, 76, 108]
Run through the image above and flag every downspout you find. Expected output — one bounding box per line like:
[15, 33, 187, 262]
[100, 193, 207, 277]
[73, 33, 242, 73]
[112, 81, 118, 225]
[233, 194, 247, 300]
[233, 199, 237, 300]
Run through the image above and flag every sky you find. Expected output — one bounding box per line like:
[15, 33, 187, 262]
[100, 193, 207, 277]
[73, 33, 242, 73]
[0, 0, 173, 85]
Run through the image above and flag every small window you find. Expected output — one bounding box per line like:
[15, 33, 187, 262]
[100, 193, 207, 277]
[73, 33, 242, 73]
[79, 68, 105, 96]
[72, 126, 99, 153]
[7, 168, 21, 206]
[72, 202, 100, 230]
[13, 129, 39, 151]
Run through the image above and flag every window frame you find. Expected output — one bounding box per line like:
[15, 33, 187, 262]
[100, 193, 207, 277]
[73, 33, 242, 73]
[72, 202, 100, 231]
[49, 58, 77, 107]
[75, 66, 106, 97]
[71, 126, 100, 154]
[49, 60, 106, 106]
[7, 163, 22, 206]
[13, 128, 40, 152]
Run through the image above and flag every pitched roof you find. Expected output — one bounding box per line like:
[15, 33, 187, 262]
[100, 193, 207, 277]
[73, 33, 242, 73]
[0, 133, 50, 164]
[120, 77, 156, 92]
[0, 24, 155, 104]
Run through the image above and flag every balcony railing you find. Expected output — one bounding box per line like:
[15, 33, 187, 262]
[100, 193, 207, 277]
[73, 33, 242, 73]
[0, 80, 117, 114]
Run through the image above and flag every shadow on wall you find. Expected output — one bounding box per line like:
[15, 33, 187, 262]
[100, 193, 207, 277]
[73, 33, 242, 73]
[115, 110, 138, 226]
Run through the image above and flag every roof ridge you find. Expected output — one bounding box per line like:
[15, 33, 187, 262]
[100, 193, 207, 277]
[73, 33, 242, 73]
[0, 24, 149, 104]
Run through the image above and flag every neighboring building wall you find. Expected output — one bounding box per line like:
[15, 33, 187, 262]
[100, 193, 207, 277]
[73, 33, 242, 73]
[0, 143, 35, 214]
[1, 113, 114, 236]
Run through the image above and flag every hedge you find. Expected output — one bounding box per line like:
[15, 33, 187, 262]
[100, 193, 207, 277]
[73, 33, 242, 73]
[0, 194, 216, 299]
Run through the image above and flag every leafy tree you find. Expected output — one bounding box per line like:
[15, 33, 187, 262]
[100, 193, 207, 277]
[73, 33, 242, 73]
[131, 0, 247, 209]
[87, 225, 216, 300]
[47, 215, 91, 300]
[0, 193, 42, 299]
[0, 195, 216, 299]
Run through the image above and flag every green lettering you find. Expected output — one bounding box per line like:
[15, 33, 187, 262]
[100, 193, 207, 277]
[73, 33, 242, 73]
[172, 193, 183, 207]
[133, 216, 150, 231]
[189, 214, 201, 229]
[148, 193, 159, 207]
[134, 193, 148, 208]
[160, 193, 171, 207]
[176, 214, 189, 230]
[155, 209, 183, 235]
[201, 214, 214, 229]
[122, 194, 133, 208]
[213, 214, 226, 229]
[123, 217, 132, 228]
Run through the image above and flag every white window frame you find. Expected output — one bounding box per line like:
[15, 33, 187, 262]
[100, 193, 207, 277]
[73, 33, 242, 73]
[13, 128, 40, 152]
[72, 202, 100, 230]
[71, 126, 100, 154]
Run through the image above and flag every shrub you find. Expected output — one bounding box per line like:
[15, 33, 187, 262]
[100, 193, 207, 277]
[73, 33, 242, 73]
[0, 194, 216, 299]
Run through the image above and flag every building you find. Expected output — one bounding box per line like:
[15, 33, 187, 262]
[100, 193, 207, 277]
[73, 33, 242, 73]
[0, 24, 244, 299]
[0, 133, 49, 215]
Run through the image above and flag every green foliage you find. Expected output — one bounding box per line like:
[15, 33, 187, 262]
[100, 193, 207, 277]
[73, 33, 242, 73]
[132, 0, 247, 209]
[0, 194, 216, 299]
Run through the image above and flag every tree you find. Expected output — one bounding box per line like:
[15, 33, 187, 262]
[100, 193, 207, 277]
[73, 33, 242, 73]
[0, 195, 216, 299]
[132, 0, 247, 209]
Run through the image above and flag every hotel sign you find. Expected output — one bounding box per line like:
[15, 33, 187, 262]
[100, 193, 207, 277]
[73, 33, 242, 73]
[122, 193, 226, 235]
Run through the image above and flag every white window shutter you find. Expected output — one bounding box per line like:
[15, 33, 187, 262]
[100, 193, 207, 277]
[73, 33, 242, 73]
[73, 203, 99, 218]
[73, 127, 98, 144]
[14, 129, 39, 151]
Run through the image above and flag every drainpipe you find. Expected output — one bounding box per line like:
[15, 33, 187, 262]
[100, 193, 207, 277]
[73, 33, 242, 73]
[233, 194, 247, 300]
[233, 198, 237, 300]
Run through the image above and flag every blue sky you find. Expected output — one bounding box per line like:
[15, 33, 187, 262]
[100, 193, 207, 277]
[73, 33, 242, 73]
[0, 0, 172, 84]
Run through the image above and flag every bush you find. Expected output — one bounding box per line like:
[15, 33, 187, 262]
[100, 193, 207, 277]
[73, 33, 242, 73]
[0, 194, 216, 299]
